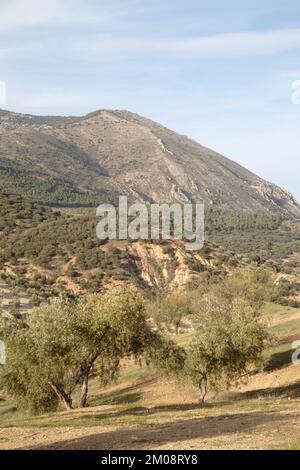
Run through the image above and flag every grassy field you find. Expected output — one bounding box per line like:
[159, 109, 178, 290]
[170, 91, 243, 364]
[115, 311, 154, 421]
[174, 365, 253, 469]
[0, 302, 299, 450]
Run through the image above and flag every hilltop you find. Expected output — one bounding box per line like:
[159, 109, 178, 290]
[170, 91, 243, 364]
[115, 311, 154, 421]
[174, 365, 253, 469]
[0, 108, 299, 216]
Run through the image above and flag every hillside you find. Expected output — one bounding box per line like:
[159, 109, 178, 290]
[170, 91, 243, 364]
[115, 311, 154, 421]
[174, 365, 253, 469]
[0, 109, 299, 216]
[0, 191, 299, 309]
[1, 301, 300, 450]
[0, 192, 239, 303]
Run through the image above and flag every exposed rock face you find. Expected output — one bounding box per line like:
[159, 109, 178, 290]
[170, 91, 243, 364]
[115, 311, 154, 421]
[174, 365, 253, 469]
[0, 108, 299, 216]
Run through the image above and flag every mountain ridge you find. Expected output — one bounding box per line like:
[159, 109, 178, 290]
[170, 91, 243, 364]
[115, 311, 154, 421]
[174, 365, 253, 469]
[0, 108, 299, 216]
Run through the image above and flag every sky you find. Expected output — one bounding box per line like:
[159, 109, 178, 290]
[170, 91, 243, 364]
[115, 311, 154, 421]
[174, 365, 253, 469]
[0, 0, 300, 200]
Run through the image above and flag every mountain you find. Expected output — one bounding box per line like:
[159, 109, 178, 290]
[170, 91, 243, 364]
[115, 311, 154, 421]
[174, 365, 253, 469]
[0, 108, 299, 216]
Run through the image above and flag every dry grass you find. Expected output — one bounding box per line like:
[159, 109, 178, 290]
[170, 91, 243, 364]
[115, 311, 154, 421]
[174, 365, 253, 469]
[0, 302, 300, 450]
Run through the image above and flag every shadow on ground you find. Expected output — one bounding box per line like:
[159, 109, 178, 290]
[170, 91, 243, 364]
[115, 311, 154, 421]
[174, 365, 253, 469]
[232, 380, 300, 401]
[27, 411, 296, 450]
[266, 348, 294, 371]
[88, 378, 157, 407]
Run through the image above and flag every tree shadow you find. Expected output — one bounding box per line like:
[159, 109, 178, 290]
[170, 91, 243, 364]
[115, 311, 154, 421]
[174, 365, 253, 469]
[91, 391, 143, 406]
[89, 377, 157, 407]
[0, 405, 17, 417]
[71, 402, 207, 424]
[232, 380, 300, 400]
[28, 411, 296, 450]
[265, 348, 294, 371]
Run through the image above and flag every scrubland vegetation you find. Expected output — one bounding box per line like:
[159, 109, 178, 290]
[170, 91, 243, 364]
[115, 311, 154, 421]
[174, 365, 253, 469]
[0, 192, 300, 450]
[1, 191, 300, 306]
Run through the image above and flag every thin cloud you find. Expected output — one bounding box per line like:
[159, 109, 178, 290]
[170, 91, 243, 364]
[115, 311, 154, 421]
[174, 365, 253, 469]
[0, 0, 101, 32]
[0, 43, 42, 58]
[282, 69, 300, 78]
[9, 91, 92, 109]
[74, 28, 300, 59]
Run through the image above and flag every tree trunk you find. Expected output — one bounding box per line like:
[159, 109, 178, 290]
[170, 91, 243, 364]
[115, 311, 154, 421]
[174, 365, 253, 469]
[79, 366, 91, 408]
[174, 320, 181, 335]
[50, 383, 73, 411]
[198, 378, 207, 406]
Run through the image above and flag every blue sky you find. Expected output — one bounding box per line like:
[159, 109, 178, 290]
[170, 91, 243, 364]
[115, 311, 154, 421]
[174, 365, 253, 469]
[1, 0, 300, 199]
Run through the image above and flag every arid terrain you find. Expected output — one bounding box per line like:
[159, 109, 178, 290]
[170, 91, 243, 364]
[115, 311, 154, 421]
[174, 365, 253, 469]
[0, 109, 300, 452]
[0, 108, 299, 215]
[1, 302, 299, 450]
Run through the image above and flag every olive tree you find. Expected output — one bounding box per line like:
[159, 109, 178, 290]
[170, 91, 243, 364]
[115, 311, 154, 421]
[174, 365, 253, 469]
[0, 286, 155, 413]
[145, 334, 186, 376]
[185, 294, 269, 404]
[148, 291, 193, 334]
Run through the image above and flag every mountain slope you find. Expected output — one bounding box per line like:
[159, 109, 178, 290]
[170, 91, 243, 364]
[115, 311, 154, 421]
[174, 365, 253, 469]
[0, 108, 299, 216]
[1, 190, 299, 308]
[0, 191, 240, 299]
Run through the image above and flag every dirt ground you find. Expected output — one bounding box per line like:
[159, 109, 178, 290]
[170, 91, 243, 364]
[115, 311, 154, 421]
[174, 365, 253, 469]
[1, 405, 300, 450]
[1, 306, 299, 451]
